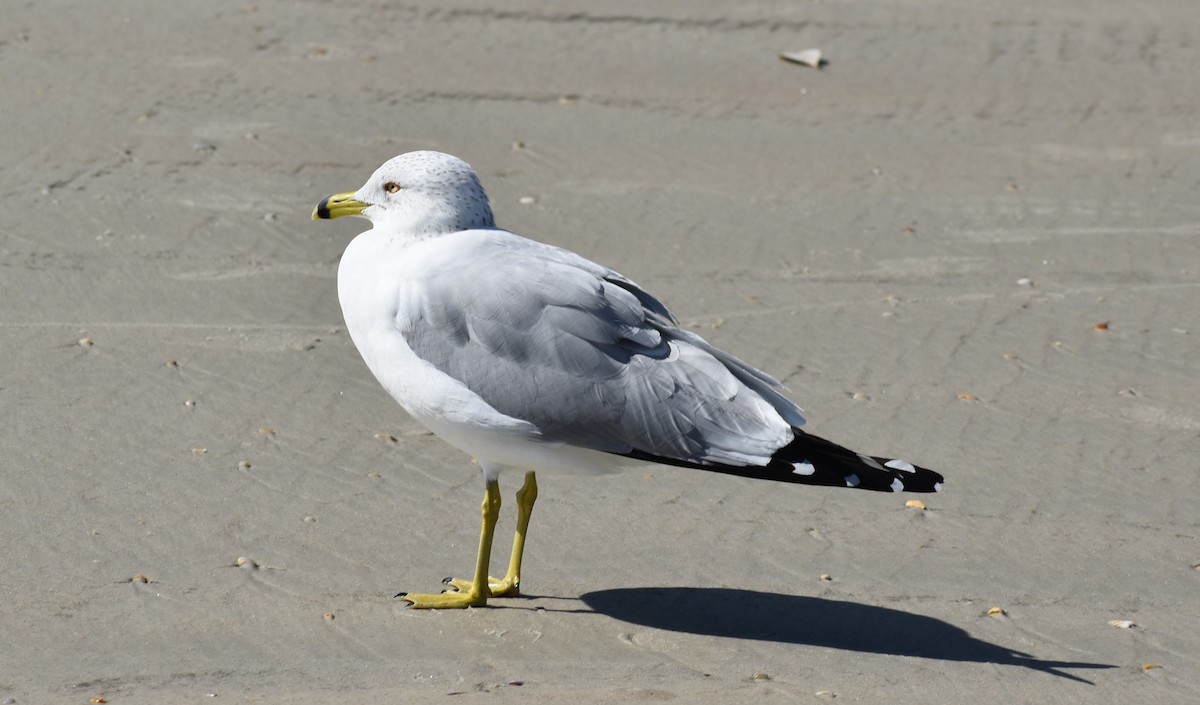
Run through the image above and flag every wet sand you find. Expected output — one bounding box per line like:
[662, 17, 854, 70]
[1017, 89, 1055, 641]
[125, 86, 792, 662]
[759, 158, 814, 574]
[2, 1, 1198, 702]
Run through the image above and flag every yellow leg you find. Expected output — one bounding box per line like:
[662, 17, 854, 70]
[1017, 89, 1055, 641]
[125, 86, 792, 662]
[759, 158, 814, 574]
[445, 471, 538, 598]
[491, 471, 538, 596]
[398, 478, 501, 609]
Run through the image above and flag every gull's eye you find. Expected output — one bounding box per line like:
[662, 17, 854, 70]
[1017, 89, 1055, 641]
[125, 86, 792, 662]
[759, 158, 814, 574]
[384, 181, 401, 194]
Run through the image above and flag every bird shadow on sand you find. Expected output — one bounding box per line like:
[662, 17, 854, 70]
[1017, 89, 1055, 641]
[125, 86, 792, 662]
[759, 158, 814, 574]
[575, 587, 1114, 684]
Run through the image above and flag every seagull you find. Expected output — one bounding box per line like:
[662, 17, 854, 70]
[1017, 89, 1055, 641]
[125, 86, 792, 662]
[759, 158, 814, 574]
[313, 151, 944, 608]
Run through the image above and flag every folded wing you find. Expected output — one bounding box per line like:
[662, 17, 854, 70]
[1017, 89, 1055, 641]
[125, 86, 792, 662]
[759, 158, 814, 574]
[397, 231, 805, 467]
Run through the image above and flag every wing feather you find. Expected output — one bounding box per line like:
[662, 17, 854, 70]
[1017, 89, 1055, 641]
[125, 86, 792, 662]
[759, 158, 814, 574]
[398, 231, 802, 466]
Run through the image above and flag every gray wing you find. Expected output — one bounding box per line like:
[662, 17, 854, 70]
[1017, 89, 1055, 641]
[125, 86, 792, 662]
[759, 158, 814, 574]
[399, 232, 805, 466]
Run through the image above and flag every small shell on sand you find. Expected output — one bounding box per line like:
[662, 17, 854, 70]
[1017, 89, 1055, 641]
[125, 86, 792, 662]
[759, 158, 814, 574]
[986, 607, 1007, 617]
[236, 556, 258, 569]
[958, 393, 978, 401]
[130, 573, 148, 583]
[752, 672, 771, 681]
[780, 49, 823, 68]
[906, 499, 926, 510]
[1108, 619, 1135, 628]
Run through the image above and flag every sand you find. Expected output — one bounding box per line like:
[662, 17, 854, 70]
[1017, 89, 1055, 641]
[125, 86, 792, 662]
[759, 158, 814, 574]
[2, 0, 1198, 702]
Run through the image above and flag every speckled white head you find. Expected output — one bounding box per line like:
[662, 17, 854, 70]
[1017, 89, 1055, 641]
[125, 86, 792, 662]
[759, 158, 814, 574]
[351, 151, 495, 237]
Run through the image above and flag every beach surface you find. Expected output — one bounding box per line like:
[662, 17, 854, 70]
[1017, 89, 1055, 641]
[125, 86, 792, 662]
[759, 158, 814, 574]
[2, 1, 1198, 702]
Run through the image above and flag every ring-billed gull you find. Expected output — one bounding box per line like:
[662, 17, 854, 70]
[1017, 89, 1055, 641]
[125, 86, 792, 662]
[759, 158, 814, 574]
[313, 151, 944, 609]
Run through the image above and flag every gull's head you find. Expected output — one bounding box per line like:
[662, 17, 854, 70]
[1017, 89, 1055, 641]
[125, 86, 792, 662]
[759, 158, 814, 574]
[312, 151, 495, 237]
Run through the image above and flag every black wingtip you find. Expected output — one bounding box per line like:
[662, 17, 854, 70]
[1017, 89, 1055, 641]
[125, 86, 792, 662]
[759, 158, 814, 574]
[616, 430, 944, 493]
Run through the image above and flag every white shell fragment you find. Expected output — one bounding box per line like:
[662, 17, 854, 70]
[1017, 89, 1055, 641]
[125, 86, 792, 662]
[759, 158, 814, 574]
[1108, 619, 1135, 628]
[780, 49, 824, 68]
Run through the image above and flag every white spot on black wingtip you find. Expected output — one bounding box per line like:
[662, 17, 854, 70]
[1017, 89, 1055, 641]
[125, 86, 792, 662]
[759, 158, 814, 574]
[856, 453, 885, 471]
[934, 482, 943, 492]
[845, 473, 861, 488]
[890, 477, 904, 492]
[791, 460, 816, 476]
[885, 459, 916, 473]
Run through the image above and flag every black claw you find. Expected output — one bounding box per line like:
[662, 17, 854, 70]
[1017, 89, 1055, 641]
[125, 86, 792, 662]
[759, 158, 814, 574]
[394, 592, 408, 599]
[441, 576, 454, 584]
